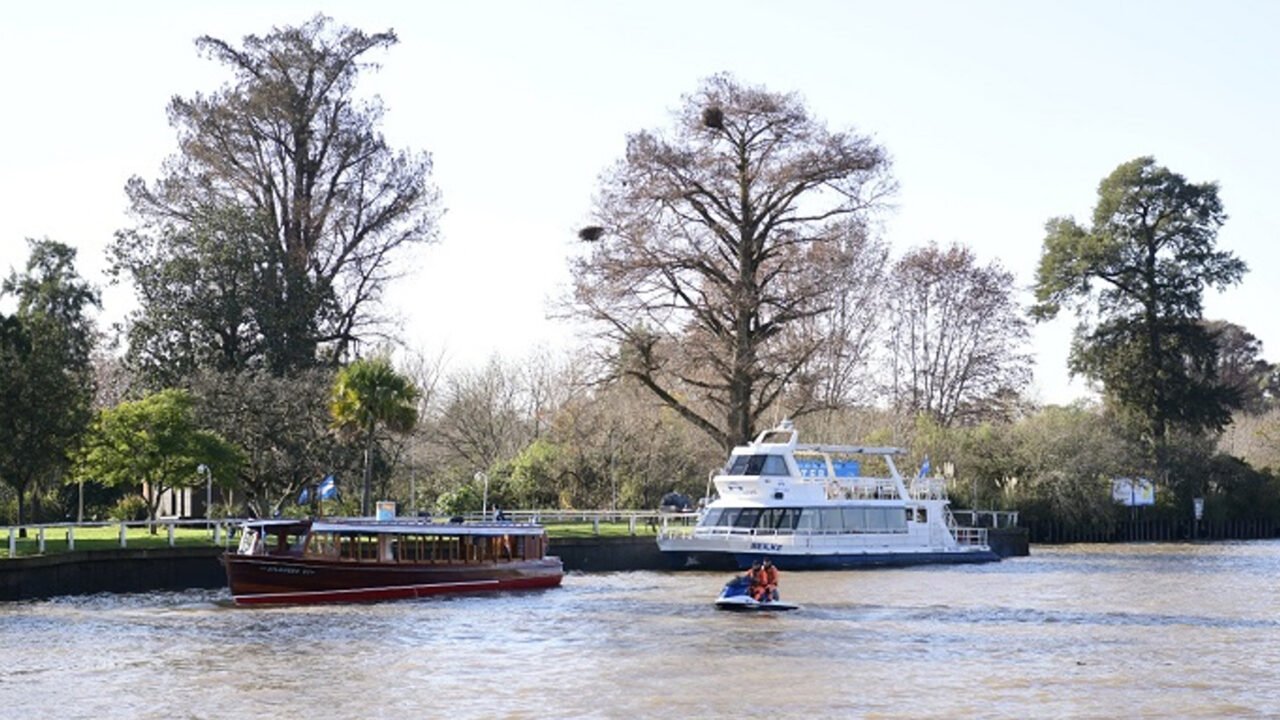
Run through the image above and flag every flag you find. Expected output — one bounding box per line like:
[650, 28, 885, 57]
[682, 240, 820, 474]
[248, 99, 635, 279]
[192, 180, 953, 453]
[298, 475, 339, 504]
[917, 456, 931, 479]
[317, 474, 338, 500]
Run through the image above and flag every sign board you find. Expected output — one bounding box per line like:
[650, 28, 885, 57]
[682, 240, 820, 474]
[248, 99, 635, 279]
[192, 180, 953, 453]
[376, 501, 396, 521]
[1193, 497, 1204, 521]
[1111, 478, 1156, 507]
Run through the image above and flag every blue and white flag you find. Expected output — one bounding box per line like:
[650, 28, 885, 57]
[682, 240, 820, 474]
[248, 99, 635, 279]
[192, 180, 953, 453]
[298, 475, 340, 504]
[917, 456, 931, 479]
[317, 474, 338, 500]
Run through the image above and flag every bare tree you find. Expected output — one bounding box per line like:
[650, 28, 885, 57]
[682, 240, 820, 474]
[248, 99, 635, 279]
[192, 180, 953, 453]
[115, 15, 440, 378]
[887, 242, 1031, 426]
[571, 74, 895, 451]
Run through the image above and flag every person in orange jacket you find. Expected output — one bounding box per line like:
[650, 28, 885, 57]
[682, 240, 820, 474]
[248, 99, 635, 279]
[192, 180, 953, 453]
[761, 557, 779, 602]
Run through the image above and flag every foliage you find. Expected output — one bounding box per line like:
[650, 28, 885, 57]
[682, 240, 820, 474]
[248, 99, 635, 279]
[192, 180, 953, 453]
[330, 356, 420, 515]
[189, 368, 347, 518]
[1204, 320, 1277, 415]
[108, 495, 150, 522]
[112, 15, 440, 380]
[73, 389, 244, 525]
[1032, 157, 1246, 472]
[0, 239, 99, 527]
[571, 73, 895, 451]
[886, 242, 1031, 426]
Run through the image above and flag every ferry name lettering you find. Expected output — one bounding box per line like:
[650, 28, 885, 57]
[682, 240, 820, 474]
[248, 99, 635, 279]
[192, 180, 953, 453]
[264, 566, 315, 576]
[749, 542, 782, 552]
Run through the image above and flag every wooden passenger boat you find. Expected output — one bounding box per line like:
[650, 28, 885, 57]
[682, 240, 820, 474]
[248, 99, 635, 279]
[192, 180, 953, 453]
[221, 517, 563, 606]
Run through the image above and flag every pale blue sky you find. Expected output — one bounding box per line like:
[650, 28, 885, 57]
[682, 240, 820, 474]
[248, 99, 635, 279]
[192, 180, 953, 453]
[2, 1, 1276, 404]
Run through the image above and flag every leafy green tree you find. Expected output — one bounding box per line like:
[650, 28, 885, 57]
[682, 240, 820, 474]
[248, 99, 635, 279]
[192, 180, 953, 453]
[330, 357, 420, 515]
[0, 240, 99, 527]
[572, 74, 895, 451]
[73, 389, 243, 527]
[113, 15, 440, 380]
[1032, 157, 1246, 478]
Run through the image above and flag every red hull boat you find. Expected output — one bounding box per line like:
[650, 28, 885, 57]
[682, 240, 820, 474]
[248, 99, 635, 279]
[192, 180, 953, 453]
[222, 518, 563, 606]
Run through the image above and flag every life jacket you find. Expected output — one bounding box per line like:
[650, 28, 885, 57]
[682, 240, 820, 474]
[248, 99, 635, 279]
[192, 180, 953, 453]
[763, 565, 779, 588]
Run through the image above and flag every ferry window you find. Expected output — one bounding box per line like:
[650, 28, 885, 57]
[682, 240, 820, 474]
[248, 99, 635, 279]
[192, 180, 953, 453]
[716, 509, 740, 527]
[734, 508, 761, 528]
[794, 508, 819, 531]
[758, 508, 784, 529]
[776, 508, 801, 530]
[887, 509, 908, 532]
[819, 508, 843, 531]
[842, 507, 867, 531]
[761, 455, 789, 475]
[727, 455, 789, 476]
[863, 508, 888, 532]
[699, 508, 725, 528]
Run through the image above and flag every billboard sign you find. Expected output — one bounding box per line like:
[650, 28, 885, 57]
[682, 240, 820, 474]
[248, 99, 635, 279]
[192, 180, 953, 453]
[1112, 478, 1155, 507]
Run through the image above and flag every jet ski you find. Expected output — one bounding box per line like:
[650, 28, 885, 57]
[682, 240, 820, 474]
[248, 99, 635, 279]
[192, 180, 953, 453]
[713, 575, 799, 612]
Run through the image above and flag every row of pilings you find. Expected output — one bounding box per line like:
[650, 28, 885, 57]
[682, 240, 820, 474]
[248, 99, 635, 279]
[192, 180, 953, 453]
[1025, 518, 1277, 544]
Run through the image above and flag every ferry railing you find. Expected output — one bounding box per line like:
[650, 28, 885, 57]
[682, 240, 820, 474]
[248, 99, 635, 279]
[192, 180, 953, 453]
[822, 477, 900, 501]
[948, 509, 1020, 529]
[951, 526, 989, 547]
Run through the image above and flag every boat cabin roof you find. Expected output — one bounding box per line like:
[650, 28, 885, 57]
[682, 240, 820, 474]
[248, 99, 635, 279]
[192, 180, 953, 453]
[240, 518, 544, 538]
[744, 420, 903, 458]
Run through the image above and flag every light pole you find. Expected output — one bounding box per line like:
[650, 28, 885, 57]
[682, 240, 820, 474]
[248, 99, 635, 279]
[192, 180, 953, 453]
[476, 471, 489, 519]
[198, 464, 211, 527]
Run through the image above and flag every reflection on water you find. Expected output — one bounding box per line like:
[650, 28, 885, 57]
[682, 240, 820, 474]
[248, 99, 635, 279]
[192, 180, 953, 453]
[3, 542, 1280, 719]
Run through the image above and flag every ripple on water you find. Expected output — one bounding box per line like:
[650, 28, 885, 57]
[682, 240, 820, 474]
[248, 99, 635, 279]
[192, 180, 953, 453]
[4, 542, 1280, 718]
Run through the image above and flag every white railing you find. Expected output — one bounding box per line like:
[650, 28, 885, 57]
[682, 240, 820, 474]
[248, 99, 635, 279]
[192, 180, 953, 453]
[2, 511, 680, 556]
[2, 518, 243, 557]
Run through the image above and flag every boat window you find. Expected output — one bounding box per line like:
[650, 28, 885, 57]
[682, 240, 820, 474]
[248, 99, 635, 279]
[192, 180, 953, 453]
[237, 528, 260, 555]
[699, 508, 725, 528]
[725, 455, 789, 476]
[734, 508, 762, 528]
[715, 509, 739, 527]
[776, 507, 801, 530]
[864, 508, 888, 532]
[842, 506, 868, 531]
[759, 507, 798, 530]
[819, 508, 843, 531]
[306, 532, 338, 558]
[794, 508, 820, 531]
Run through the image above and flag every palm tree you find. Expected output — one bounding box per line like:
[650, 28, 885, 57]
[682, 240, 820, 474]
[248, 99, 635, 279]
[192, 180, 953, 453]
[330, 357, 420, 516]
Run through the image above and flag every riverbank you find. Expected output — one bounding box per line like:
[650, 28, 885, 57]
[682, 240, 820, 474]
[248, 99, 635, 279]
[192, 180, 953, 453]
[0, 529, 1029, 601]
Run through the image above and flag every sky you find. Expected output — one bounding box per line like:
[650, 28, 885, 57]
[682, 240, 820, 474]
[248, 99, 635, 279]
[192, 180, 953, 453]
[1, 0, 1277, 405]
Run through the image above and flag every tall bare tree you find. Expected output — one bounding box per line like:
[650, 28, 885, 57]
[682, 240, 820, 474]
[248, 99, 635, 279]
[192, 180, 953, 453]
[571, 74, 895, 451]
[887, 243, 1031, 426]
[113, 15, 440, 380]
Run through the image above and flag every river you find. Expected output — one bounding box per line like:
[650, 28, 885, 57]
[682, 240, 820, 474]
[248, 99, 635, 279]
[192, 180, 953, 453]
[2, 541, 1278, 719]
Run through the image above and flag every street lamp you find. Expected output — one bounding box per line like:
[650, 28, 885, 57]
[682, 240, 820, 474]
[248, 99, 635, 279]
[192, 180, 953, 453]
[197, 464, 212, 525]
[475, 471, 489, 519]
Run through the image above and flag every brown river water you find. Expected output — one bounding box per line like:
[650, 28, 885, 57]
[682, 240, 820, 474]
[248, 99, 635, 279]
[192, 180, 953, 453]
[2, 542, 1279, 719]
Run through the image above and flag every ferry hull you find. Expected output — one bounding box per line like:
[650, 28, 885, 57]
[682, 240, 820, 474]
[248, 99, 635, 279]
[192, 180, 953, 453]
[222, 554, 564, 606]
[663, 548, 999, 571]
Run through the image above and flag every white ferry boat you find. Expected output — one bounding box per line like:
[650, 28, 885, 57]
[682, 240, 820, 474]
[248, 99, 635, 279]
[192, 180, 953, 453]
[657, 420, 998, 570]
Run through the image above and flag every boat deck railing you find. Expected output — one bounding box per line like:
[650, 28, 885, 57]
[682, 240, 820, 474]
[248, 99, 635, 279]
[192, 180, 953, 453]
[822, 477, 901, 501]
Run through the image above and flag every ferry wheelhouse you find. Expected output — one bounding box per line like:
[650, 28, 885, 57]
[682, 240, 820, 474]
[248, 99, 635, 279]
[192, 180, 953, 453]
[658, 421, 998, 570]
[222, 517, 563, 606]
